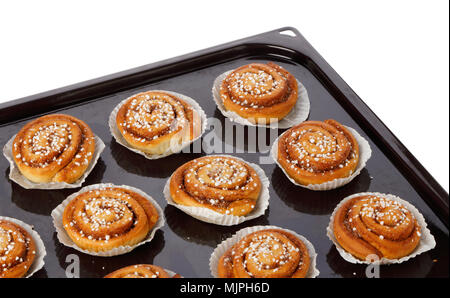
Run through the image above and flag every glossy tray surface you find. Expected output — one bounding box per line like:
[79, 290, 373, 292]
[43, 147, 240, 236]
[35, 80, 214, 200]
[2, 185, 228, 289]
[0, 28, 448, 278]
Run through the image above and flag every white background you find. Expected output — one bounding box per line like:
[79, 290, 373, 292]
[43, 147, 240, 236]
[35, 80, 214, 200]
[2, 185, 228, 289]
[1, 0, 448, 191]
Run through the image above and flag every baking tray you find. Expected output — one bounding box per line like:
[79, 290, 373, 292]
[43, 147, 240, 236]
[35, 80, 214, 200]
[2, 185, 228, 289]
[0, 27, 448, 278]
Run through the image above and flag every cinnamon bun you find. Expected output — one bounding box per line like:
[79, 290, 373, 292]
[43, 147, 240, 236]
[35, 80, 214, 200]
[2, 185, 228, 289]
[333, 194, 422, 260]
[169, 156, 261, 216]
[62, 186, 159, 252]
[116, 91, 202, 155]
[12, 114, 96, 184]
[217, 229, 310, 278]
[0, 219, 36, 278]
[277, 119, 359, 185]
[219, 62, 298, 124]
[105, 264, 178, 278]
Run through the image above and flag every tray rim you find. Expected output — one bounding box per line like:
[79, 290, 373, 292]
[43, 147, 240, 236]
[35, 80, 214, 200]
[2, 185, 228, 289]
[0, 26, 448, 228]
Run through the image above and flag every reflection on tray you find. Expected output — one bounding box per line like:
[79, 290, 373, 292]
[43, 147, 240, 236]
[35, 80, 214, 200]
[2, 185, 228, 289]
[53, 230, 166, 278]
[110, 138, 204, 178]
[9, 159, 106, 215]
[164, 205, 269, 247]
[326, 243, 434, 278]
[272, 167, 372, 215]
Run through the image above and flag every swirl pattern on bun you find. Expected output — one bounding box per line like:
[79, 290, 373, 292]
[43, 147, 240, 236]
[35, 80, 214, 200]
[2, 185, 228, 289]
[277, 119, 359, 185]
[62, 186, 159, 252]
[220, 62, 298, 124]
[0, 219, 36, 278]
[116, 91, 202, 155]
[12, 114, 96, 184]
[333, 194, 422, 260]
[217, 229, 310, 278]
[170, 156, 261, 216]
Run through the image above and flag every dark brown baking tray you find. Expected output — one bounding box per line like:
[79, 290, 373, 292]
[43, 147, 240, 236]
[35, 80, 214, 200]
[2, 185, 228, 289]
[0, 27, 448, 278]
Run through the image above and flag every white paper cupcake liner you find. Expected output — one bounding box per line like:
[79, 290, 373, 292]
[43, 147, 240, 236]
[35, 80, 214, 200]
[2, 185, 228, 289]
[3, 134, 105, 190]
[212, 70, 310, 128]
[271, 125, 372, 191]
[326, 192, 436, 265]
[109, 90, 208, 160]
[163, 155, 270, 226]
[0, 216, 46, 278]
[51, 183, 165, 257]
[209, 225, 319, 278]
[165, 268, 182, 278]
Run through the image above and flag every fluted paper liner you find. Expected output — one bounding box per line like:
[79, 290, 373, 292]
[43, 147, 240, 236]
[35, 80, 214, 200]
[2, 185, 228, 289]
[209, 225, 319, 278]
[271, 126, 372, 191]
[326, 192, 436, 265]
[109, 90, 207, 160]
[51, 183, 165, 257]
[0, 216, 46, 278]
[212, 70, 310, 128]
[163, 155, 270, 226]
[165, 269, 182, 278]
[3, 134, 105, 190]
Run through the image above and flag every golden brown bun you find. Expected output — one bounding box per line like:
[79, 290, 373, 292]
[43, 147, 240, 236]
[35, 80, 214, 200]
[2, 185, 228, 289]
[12, 114, 96, 184]
[218, 229, 310, 278]
[220, 62, 298, 124]
[170, 156, 261, 216]
[277, 119, 359, 185]
[333, 194, 421, 260]
[0, 219, 36, 278]
[104, 264, 174, 278]
[116, 91, 202, 155]
[62, 186, 159, 252]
